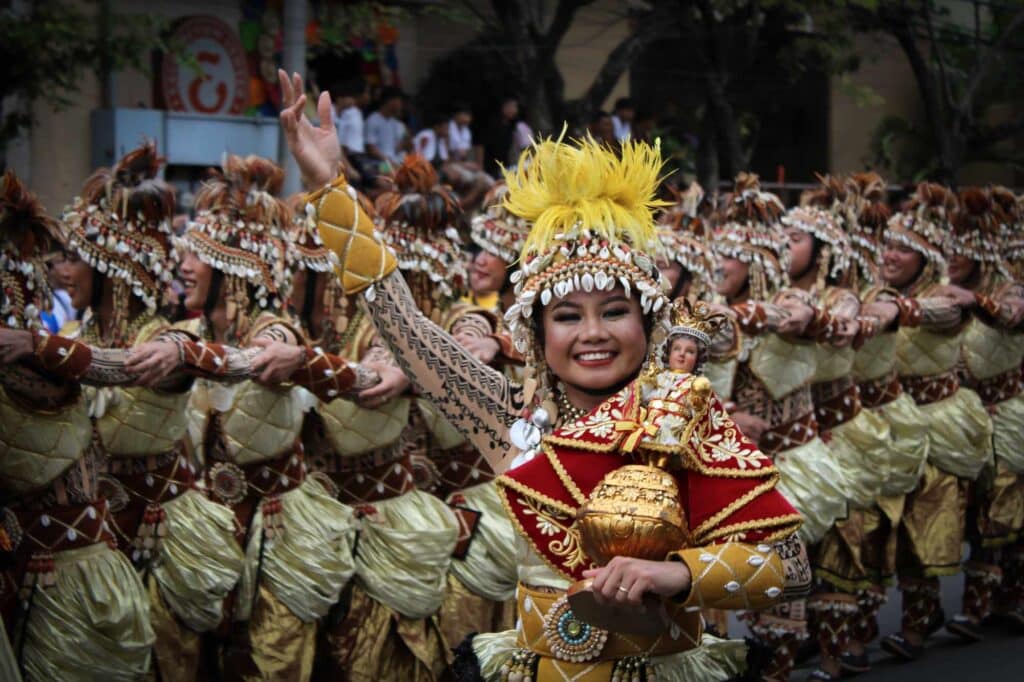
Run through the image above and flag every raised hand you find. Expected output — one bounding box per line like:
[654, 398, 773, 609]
[277, 69, 341, 188]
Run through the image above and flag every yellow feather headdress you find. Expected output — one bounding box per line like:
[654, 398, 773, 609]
[504, 136, 666, 259]
[502, 135, 671, 357]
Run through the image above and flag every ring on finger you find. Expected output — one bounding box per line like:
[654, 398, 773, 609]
[618, 586, 629, 593]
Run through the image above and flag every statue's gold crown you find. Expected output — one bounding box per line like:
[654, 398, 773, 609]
[666, 299, 724, 349]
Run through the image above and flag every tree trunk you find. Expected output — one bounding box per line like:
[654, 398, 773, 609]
[697, 102, 720, 190]
[704, 74, 746, 179]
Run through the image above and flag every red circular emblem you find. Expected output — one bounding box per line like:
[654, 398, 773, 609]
[161, 15, 248, 115]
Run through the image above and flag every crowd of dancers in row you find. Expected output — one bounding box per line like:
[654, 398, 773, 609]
[0, 70, 1021, 681]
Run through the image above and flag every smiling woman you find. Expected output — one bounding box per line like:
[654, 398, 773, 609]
[541, 291, 647, 411]
[280, 72, 805, 680]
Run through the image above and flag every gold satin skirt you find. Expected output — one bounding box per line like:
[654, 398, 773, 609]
[224, 583, 316, 682]
[919, 389, 993, 480]
[815, 505, 897, 591]
[898, 463, 967, 576]
[974, 459, 1024, 546]
[438, 572, 516, 654]
[147, 571, 201, 682]
[992, 393, 1024, 474]
[19, 542, 154, 681]
[825, 409, 892, 510]
[154, 489, 244, 633]
[868, 393, 930, 496]
[319, 582, 449, 681]
[774, 437, 850, 544]
[235, 478, 357, 624]
[354, 489, 459, 618]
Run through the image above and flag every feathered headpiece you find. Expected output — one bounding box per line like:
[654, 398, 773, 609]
[61, 142, 176, 342]
[176, 154, 291, 336]
[885, 182, 954, 289]
[656, 182, 718, 298]
[841, 172, 890, 288]
[500, 135, 669, 415]
[470, 182, 531, 264]
[713, 173, 789, 300]
[948, 187, 1008, 280]
[375, 154, 468, 309]
[503, 136, 669, 355]
[990, 186, 1022, 272]
[0, 171, 61, 329]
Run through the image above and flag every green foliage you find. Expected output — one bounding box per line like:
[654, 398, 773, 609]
[312, 1, 475, 56]
[858, 0, 1024, 181]
[867, 115, 937, 182]
[0, 0, 167, 149]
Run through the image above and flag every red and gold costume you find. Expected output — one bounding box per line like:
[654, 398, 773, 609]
[310, 137, 806, 680]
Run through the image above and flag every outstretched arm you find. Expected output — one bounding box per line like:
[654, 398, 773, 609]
[359, 271, 522, 470]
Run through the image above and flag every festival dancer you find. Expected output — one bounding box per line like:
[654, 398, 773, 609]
[781, 194, 893, 680]
[656, 182, 719, 303]
[706, 173, 852, 681]
[280, 76, 809, 678]
[832, 173, 931, 675]
[873, 183, 994, 661]
[943, 188, 1024, 640]
[40, 144, 244, 681]
[0, 170, 155, 680]
[988, 186, 1024, 628]
[174, 153, 375, 680]
[290, 163, 460, 680]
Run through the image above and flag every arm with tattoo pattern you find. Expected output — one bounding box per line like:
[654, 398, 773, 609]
[360, 270, 523, 469]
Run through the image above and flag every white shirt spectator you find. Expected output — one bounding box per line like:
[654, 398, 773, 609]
[414, 129, 449, 163]
[612, 114, 632, 142]
[448, 120, 472, 155]
[334, 105, 365, 154]
[365, 111, 407, 165]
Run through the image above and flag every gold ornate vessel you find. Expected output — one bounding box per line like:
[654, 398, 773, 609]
[576, 464, 688, 564]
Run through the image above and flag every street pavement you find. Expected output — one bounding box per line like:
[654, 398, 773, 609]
[728, 572, 1023, 680]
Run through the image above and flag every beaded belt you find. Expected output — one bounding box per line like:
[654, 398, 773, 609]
[902, 370, 959, 406]
[435, 443, 496, 495]
[812, 379, 862, 431]
[9, 499, 116, 598]
[206, 446, 306, 507]
[514, 582, 702, 665]
[858, 373, 902, 409]
[975, 367, 1023, 406]
[103, 450, 196, 565]
[760, 411, 818, 457]
[333, 453, 417, 506]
